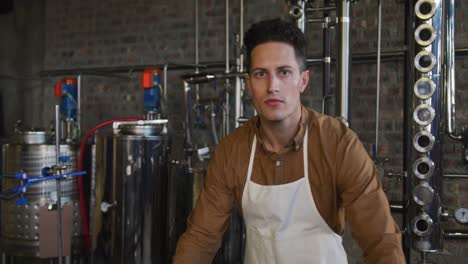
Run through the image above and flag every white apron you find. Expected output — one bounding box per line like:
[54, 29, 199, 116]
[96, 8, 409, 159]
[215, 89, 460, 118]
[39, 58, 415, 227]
[241, 128, 348, 264]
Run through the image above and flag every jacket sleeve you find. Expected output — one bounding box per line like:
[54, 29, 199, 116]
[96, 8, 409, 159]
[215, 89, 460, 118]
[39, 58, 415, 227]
[173, 142, 235, 263]
[336, 130, 406, 264]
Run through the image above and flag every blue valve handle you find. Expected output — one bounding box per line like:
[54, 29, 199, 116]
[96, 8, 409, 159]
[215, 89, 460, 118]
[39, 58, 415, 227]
[0, 170, 86, 202]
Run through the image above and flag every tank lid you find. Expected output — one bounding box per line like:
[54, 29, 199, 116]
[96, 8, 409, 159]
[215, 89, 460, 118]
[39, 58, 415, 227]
[15, 130, 49, 144]
[118, 124, 162, 136]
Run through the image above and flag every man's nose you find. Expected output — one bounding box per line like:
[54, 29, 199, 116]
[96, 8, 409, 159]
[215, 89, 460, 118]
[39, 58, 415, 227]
[267, 74, 280, 93]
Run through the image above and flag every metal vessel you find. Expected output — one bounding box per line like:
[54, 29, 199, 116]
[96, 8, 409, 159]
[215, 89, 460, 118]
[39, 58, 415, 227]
[0, 130, 80, 262]
[405, 0, 450, 254]
[92, 121, 169, 264]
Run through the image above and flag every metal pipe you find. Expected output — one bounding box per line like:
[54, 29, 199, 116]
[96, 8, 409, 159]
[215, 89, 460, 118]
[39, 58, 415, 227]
[307, 18, 326, 23]
[389, 200, 404, 213]
[195, 0, 199, 69]
[306, 58, 325, 64]
[446, 0, 461, 140]
[234, 0, 244, 128]
[161, 62, 220, 113]
[407, 0, 445, 254]
[184, 81, 193, 149]
[390, 204, 404, 213]
[182, 72, 246, 84]
[184, 80, 194, 171]
[55, 105, 63, 264]
[195, 0, 200, 108]
[443, 231, 468, 239]
[443, 174, 468, 179]
[322, 0, 332, 115]
[385, 171, 405, 178]
[56, 105, 60, 165]
[298, 1, 306, 32]
[211, 101, 219, 144]
[375, 0, 382, 159]
[336, 0, 351, 126]
[421, 251, 428, 264]
[224, 88, 229, 137]
[225, 0, 230, 74]
[240, 0, 244, 73]
[39, 63, 206, 76]
[163, 64, 168, 108]
[305, 6, 336, 12]
[77, 74, 81, 136]
[288, 1, 305, 31]
[235, 67, 241, 128]
[224, 0, 230, 135]
[29, 48, 468, 77]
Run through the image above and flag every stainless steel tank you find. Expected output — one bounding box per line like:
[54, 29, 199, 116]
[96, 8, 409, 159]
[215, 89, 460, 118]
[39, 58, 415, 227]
[0, 130, 81, 260]
[92, 123, 169, 264]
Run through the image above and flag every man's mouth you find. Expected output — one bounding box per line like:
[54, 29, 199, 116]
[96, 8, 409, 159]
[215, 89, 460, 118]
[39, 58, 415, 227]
[264, 99, 283, 107]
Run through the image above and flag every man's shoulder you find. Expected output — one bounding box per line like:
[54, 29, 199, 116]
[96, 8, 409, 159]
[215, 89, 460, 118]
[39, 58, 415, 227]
[306, 108, 350, 139]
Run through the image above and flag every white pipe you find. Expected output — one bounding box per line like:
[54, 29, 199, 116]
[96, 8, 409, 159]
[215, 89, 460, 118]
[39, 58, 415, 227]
[195, 0, 199, 68]
[336, 0, 350, 126]
[375, 0, 382, 158]
[299, 0, 306, 33]
[211, 101, 219, 144]
[163, 64, 168, 111]
[225, 0, 230, 134]
[234, 0, 244, 128]
[55, 105, 63, 264]
[225, 0, 230, 74]
[240, 0, 244, 73]
[446, 0, 461, 140]
[195, 0, 200, 106]
[235, 79, 241, 128]
[77, 74, 81, 136]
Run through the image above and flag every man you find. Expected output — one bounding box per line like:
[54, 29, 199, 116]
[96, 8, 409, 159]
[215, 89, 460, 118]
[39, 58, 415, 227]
[174, 18, 405, 263]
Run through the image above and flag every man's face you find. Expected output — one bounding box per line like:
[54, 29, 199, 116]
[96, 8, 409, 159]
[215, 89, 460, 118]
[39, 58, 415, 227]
[246, 42, 309, 124]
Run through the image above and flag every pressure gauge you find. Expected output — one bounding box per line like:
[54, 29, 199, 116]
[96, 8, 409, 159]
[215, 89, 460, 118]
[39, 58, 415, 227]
[454, 207, 468, 224]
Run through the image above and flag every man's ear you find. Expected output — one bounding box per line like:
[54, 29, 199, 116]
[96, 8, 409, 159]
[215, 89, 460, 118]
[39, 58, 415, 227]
[299, 69, 310, 93]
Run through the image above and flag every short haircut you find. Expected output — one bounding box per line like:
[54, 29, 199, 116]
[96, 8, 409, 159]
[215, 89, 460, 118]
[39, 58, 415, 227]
[243, 18, 307, 71]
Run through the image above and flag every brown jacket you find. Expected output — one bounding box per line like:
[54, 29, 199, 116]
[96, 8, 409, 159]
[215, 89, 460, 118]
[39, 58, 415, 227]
[174, 107, 405, 263]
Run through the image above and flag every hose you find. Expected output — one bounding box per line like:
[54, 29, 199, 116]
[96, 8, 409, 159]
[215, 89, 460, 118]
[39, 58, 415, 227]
[77, 117, 141, 251]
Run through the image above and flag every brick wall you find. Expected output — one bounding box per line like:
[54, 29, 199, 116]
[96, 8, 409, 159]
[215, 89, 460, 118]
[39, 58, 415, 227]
[2, 0, 468, 262]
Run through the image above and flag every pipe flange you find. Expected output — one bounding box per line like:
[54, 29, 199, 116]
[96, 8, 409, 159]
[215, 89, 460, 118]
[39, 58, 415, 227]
[289, 5, 303, 20]
[412, 156, 435, 180]
[414, 77, 436, 99]
[413, 104, 435, 126]
[414, 51, 436, 73]
[415, 0, 436, 20]
[413, 130, 435, 153]
[412, 181, 434, 206]
[415, 23, 437, 46]
[412, 212, 433, 237]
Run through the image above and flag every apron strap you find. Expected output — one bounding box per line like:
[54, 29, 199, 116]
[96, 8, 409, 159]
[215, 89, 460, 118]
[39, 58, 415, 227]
[246, 135, 257, 182]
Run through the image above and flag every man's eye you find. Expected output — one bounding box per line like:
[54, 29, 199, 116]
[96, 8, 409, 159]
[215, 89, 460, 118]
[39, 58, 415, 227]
[254, 71, 266, 78]
[279, 70, 290, 76]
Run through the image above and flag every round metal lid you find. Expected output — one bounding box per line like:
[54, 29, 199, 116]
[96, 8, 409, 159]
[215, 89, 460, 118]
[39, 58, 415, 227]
[118, 124, 163, 136]
[15, 130, 49, 144]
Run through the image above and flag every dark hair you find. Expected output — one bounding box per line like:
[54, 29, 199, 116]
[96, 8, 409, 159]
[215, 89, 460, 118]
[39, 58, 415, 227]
[243, 18, 307, 71]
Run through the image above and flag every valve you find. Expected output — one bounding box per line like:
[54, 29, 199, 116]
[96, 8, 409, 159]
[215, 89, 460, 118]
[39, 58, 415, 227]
[0, 169, 86, 204]
[100, 201, 117, 213]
